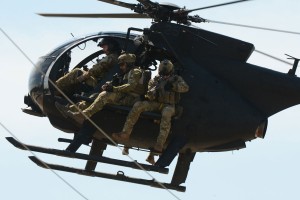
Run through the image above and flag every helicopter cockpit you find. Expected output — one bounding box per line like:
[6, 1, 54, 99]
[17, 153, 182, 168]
[24, 29, 182, 132]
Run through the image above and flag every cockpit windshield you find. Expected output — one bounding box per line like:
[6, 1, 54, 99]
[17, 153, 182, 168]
[46, 32, 101, 56]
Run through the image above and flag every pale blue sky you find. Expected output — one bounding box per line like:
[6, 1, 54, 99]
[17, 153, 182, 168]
[1, 1, 300, 200]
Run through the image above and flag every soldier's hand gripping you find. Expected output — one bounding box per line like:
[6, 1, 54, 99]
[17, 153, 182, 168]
[102, 82, 113, 92]
[101, 83, 108, 91]
[105, 84, 113, 92]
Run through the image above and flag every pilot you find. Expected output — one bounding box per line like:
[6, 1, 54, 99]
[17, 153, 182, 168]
[60, 53, 148, 152]
[55, 37, 121, 96]
[112, 59, 189, 164]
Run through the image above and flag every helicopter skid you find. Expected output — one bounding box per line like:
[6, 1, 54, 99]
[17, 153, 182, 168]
[28, 156, 186, 192]
[5, 137, 168, 174]
[6, 136, 187, 192]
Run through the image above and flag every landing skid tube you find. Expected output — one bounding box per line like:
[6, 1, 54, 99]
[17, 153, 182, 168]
[6, 137, 190, 192]
[29, 156, 186, 192]
[5, 137, 168, 174]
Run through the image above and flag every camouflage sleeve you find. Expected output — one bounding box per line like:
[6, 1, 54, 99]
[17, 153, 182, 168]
[88, 54, 117, 78]
[172, 75, 189, 93]
[113, 68, 141, 93]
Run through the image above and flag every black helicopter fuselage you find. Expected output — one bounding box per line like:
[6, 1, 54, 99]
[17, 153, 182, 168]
[24, 22, 300, 153]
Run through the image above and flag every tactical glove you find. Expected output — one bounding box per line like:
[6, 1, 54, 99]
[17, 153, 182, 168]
[103, 83, 113, 92]
[105, 85, 114, 92]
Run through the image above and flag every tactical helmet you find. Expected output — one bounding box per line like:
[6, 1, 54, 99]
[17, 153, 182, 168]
[98, 37, 120, 52]
[118, 53, 136, 64]
[158, 59, 174, 75]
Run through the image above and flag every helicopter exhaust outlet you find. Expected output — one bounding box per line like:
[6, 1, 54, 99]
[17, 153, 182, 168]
[255, 120, 268, 139]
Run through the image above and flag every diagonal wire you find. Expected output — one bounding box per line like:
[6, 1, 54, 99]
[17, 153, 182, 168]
[0, 28, 182, 200]
[1, 28, 89, 200]
[254, 49, 293, 66]
[0, 122, 89, 200]
[208, 19, 300, 35]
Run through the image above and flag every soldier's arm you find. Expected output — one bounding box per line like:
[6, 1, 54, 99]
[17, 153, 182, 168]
[113, 69, 141, 93]
[88, 54, 116, 78]
[172, 76, 189, 93]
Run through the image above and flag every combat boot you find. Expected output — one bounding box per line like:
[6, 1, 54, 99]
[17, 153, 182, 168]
[55, 102, 69, 118]
[146, 152, 155, 165]
[122, 146, 129, 155]
[112, 131, 130, 142]
[66, 111, 85, 124]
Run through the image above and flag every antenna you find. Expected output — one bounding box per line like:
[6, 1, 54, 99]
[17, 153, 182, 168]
[286, 54, 300, 76]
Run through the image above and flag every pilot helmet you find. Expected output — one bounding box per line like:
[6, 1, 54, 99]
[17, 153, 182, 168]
[158, 59, 174, 76]
[98, 37, 120, 52]
[118, 53, 136, 65]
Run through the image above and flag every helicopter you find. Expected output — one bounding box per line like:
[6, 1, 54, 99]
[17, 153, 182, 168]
[6, 0, 300, 192]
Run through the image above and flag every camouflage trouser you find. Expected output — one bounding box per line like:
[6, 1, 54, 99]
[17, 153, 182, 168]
[83, 91, 140, 117]
[123, 101, 175, 147]
[55, 68, 97, 94]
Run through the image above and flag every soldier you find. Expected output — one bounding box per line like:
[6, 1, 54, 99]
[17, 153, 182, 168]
[61, 53, 148, 152]
[112, 59, 189, 164]
[55, 37, 121, 96]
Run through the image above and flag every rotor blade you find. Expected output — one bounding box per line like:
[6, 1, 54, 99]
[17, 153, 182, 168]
[185, 0, 252, 13]
[209, 20, 300, 35]
[136, 0, 156, 8]
[97, 0, 136, 10]
[37, 13, 150, 18]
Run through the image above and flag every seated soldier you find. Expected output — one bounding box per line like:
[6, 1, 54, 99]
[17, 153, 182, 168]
[112, 59, 189, 165]
[58, 53, 148, 152]
[55, 37, 121, 96]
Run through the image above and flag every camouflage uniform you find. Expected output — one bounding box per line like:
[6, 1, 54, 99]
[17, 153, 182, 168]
[121, 74, 189, 148]
[55, 53, 118, 94]
[81, 67, 146, 118]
